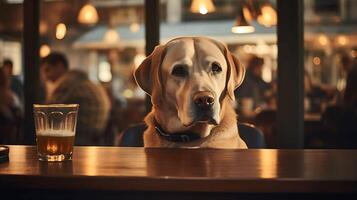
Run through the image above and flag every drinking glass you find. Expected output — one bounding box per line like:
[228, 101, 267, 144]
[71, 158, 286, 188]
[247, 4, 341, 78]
[33, 104, 79, 161]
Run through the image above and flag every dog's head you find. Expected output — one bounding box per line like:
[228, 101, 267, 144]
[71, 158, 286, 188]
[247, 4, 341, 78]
[134, 37, 245, 130]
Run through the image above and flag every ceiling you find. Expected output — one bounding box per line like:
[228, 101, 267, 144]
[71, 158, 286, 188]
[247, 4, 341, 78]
[0, 0, 145, 41]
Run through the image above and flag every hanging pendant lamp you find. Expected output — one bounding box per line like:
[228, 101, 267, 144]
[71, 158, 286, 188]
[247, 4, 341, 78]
[232, 8, 255, 34]
[190, 0, 216, 15]
[78, 3, 99, 25]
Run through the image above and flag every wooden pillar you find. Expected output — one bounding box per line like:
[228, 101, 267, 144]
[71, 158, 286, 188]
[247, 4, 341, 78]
[144, 0, 160, 113]
[23, 0, 40, 144]
[277, 0, 304, 148]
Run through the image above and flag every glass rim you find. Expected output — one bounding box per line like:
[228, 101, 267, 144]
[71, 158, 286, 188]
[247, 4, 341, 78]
[33, 104, 79, 108]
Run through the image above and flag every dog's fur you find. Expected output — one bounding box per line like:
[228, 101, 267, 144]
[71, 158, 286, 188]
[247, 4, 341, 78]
[134, 37, 247, 148]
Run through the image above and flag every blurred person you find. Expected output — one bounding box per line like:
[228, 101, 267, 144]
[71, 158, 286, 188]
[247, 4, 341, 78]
[304, 71, 313, 96]
[1, 59, 23, 104]
[235, 55, 272, 118]
[340, 53, 354, 75]
[304, 70, 337, 113]
[304, 71, 323, 113]
[41, 52, 111, 145]
[0, 68, 22, 144]
[319, 63, 357, 148]
[343, 62, 357, 106]
[336, 53, 356, 104]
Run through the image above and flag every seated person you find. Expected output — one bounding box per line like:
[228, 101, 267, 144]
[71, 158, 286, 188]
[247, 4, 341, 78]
[235, 55, 272, 118]
[0, 68, 22, 144]
[320, 63, 357, 148]
[41, 52, 111, 145]
[1, 59, 23, 104]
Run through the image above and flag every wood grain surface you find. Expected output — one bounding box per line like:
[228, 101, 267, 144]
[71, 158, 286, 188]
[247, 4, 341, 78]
[0, 145, 357, 193]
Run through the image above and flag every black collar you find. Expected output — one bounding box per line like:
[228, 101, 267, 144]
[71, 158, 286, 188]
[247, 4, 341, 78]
[154, 119, 201, 143]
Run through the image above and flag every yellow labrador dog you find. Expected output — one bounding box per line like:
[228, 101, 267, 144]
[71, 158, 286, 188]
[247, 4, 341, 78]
[134, 37, 247, 149]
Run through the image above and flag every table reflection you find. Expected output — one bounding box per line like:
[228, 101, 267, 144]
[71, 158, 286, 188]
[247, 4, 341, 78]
[258, 150, 278, 178]
[80, 147, 99, 176]
[39, 161, 73, 175]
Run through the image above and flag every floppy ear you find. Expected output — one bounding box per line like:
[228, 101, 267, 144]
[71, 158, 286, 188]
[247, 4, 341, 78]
[134, 45, 166, 102]
[224, 47, 246, 101]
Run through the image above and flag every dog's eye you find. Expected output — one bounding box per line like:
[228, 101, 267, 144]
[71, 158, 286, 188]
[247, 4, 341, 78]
[211, 62, 222, 74]
[171, 65, 188, 78]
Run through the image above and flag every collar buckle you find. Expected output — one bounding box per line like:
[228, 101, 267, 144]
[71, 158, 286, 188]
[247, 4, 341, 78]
[180, 135, 190, 142]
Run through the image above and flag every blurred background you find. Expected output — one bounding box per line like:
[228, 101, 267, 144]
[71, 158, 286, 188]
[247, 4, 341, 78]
[0, 0, 356, 148]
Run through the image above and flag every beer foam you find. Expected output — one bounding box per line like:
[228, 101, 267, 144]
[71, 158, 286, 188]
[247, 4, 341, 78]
[37, 130, 75, 137]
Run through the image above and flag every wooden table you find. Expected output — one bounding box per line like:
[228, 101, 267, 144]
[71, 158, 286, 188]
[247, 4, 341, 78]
[1, 145, 357, 199]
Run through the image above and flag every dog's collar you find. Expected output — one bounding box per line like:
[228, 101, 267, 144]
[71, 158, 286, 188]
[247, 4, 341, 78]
[154, 119, 201, 143]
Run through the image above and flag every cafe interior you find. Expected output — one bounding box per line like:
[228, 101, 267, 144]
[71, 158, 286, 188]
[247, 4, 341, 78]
[0, 0, 357, 199]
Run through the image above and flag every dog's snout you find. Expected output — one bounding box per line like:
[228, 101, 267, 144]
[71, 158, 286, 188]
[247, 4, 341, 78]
[193, 92, 214, 109]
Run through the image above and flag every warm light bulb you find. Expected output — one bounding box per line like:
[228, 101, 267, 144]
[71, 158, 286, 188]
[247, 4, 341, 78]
[257, 4, 277, 27]
[55, 23, 66, 40]
[103, 28, 120, 43]
[318, 35, 329, 46]
[98, 61, 112, 82]
[199, 5, 208, 14]
[337, 35, 348, 46]
[243, 6, 253, 22]
[231, 26, 255, 34]
[313, 56, 321, 65]
[78, 4, 99, 25]
[40, 44, 51, 58]
[130, 22, 140, 33]
[190, 0, 216, 15]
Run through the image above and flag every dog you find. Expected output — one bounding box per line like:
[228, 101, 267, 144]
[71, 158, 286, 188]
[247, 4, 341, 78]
[134, 37, 247, 149]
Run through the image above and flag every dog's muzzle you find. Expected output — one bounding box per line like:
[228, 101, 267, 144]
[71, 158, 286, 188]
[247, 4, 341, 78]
[192, 91, 218, 125]
[193, 91, 214, 109]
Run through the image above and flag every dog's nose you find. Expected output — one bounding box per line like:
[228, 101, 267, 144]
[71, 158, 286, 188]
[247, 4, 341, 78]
[193, 92, 214, 109]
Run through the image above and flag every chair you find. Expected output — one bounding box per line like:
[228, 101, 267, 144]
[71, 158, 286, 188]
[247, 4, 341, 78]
[119, 123, 265, 148]
[238, 123, 265, 148]
[255, 109, 277, 148]
[119, 123, 146, 147]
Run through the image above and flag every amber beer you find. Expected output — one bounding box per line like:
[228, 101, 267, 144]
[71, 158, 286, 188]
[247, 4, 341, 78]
[36, 130, 75, 161]
[33, 104, 79, 162]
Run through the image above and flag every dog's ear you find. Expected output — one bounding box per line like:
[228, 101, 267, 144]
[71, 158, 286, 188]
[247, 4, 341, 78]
[134, 45, 166, 99]
[224, 47, 245, 101]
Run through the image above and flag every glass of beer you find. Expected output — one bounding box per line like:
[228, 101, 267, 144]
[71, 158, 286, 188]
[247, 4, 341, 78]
[33, 104, 79, 162]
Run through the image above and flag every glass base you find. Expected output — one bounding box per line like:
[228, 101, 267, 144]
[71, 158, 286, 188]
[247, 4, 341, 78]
[38, 153, 72, 162]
